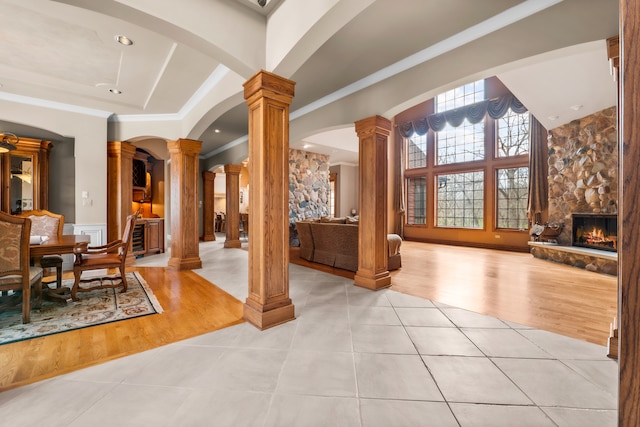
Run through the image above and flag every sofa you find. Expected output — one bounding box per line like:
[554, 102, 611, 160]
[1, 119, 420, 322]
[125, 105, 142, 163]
[295, 218, 402, 272]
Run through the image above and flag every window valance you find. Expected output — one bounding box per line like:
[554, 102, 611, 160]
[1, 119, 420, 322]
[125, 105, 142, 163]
[398, 94, 527, 137]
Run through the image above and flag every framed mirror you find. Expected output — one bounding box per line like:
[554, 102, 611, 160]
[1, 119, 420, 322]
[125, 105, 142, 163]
[1, 136, 50, 214]
[10, 153, 36, 214]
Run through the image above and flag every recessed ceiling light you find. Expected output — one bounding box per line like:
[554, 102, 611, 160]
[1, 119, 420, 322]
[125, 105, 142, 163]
[570, 104, 583, 111]
[548, 115, 559, 121]
[115, 35, 134, 46]
[214, 129, 221, 133]
[109, 88, 122, 94]
[303, 144, 311, 149]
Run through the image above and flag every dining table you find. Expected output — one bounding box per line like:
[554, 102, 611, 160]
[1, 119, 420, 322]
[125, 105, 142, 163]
[30, 234, 91, 302]
[29, 234, 91, 259]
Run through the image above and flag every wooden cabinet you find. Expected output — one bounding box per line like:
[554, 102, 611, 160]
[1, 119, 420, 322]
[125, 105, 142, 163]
[145, 218, 164, 254]
[107, 142, 165, 244]
[132, 218, 164, 257]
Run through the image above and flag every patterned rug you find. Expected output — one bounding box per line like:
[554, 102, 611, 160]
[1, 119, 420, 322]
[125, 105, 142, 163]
[0, 272, 163, 345]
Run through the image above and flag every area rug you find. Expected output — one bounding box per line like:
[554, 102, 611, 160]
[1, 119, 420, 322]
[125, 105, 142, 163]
[0, 272, 163, 345]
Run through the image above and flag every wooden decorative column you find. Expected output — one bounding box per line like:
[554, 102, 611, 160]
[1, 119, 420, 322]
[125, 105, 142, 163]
[242, 70, 295, 330]
[0, 152, 9, 213]
[619, 0, 640, 423]
[223, 164, 242, 249]
[107, 141, 136, 243]
[167, 139, 202, 270]
[38, 141, 52, 210]
[202, 171, 216, 241]
[354, 116, 392, 291]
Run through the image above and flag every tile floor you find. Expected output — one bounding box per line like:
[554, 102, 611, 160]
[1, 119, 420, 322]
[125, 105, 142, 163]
[0, 239, 618, 426]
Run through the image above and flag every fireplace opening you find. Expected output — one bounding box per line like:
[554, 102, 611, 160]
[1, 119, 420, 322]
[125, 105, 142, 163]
[572, 214, 617, 252]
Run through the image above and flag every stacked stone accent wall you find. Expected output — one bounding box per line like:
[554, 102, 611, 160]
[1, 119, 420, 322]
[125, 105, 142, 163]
[289, 149, 330, 224]
[547, 106, 618, 245]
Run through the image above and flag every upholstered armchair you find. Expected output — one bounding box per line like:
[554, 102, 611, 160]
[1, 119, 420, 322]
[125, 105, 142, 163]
[71, 211, 138, 301]
[0, 211, 43, 323]
[17, 209, 64, 288]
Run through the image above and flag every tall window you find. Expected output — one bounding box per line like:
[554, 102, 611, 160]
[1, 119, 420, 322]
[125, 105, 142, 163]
[407, 177, 426, 224]
[497, 167, 529, 229]
[497, 109, 530, 157]
[436, 80, 485, 113]
[407, 133, 427, 168]
[436, 80, 485, 165]
[495, 109, 529, 229]
[436, 121, 485, 164]
[436, 171, 484, 228]
[403, 77, 530, 237]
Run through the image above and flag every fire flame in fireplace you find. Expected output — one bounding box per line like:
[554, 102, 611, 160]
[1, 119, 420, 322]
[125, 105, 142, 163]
[584, 227, 617, 249]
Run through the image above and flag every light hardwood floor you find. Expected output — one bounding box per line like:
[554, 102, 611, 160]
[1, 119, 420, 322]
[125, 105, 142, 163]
[0, 241, 617, 391]
[0, 268, 244, 392]
[389, 241, 617, 346]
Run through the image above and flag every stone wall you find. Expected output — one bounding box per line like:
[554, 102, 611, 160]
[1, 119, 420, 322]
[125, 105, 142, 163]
[547, 106, 617, 245]
[289, 149, 330, 224]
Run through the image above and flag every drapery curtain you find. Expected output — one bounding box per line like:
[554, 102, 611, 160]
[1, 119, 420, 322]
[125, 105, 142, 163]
[393, 126, 405, 237]
[526, 115, 549, 224]
[398, 94, 527, 137]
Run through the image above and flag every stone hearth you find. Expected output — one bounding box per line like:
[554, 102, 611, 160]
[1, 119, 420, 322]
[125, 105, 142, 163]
[529, 241, 617, 276]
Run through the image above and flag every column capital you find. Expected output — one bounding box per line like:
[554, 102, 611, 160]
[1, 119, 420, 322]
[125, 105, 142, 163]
[107, 140, 137, 158]
[168, 138, 202, 156]
[202, 171, 216, 182]
[243, 69, 295, 105]
[224, 163, 243, 175]
[355, 115, 392, 137]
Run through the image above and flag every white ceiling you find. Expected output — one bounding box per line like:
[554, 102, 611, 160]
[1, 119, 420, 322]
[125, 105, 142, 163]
[0, 0, 619, 165]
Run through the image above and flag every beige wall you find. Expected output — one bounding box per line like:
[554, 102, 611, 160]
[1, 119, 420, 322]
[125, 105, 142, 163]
[0, 99, 109, 226]
[330, 164, 359, 218]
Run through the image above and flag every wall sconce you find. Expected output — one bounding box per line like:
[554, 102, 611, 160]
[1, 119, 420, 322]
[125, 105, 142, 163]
[0, 132, 18, 153]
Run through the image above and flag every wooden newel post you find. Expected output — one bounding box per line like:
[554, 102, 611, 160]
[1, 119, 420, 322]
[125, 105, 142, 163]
[167, 138, 202, 270]
[242, 70, 296, 329]
[354, 115, 392, 291]
[202, 171, 216, 242]
[223, 164, 242, 248]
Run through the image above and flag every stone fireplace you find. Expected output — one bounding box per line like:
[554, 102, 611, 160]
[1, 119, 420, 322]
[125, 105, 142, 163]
[529, 107, 618, 275]
[572, 213, 617, 252]
[546, 106, 618, 246]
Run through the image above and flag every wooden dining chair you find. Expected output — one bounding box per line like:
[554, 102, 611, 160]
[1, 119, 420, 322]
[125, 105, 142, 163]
[0, 211, 43, 323]
[17, 209, 64, 289]
[71, 211, 138, 301]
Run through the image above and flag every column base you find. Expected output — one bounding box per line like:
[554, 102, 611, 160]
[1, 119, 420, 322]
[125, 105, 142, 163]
[354, 270, 391, 291]
[243, 301, 296, 330]
[168, 256, 202, 270]
[224, 239, 242, 248]
[202, 234, 216, 242]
